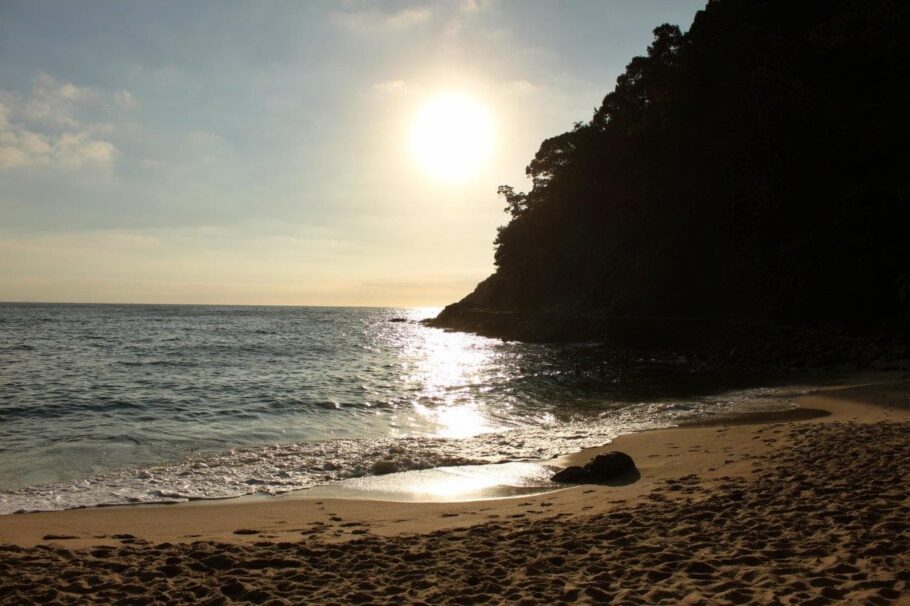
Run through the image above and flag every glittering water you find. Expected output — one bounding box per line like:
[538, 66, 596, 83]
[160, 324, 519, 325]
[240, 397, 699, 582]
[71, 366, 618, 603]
[0, 303, 808, 513]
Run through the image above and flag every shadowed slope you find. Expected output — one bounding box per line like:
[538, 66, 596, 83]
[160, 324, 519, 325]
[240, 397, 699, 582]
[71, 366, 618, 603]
[432, 0, 910, 356]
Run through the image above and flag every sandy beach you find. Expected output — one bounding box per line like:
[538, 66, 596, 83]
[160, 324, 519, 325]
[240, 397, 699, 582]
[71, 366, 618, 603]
[1, 371, 909, 604]
[4, 0, 909, 604]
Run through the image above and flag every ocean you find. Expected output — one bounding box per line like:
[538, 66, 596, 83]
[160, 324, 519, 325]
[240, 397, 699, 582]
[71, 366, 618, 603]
[0, 303, 807, 514]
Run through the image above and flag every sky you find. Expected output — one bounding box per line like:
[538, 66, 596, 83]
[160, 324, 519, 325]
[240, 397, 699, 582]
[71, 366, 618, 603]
[0, 0, 704, 306]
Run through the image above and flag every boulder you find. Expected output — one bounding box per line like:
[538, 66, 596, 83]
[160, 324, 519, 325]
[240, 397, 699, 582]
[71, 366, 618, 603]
[552, 451, 637, 484]
[550, 466, 587, 483]
[371, 460, 399, 475]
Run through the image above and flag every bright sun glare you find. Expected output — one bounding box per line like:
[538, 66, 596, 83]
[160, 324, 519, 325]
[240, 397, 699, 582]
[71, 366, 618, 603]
[410, 92, 495, 182]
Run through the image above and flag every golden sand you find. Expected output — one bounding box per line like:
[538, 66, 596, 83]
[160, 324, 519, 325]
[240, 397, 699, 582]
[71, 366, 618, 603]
[1, 373, 909, 604]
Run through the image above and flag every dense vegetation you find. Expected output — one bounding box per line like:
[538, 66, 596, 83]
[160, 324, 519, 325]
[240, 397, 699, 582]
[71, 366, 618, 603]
[448, 0, 910, 327]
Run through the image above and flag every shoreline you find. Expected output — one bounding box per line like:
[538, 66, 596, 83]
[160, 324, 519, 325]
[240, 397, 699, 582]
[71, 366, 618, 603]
[0, 373, 829, 516]
[0, 370, 903, 545]
[2, 370, 909, 603]
[0, 375, 834, 519]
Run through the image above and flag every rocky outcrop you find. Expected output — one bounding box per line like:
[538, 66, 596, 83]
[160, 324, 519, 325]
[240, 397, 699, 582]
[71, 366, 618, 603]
[552, 452, 637, 484]
[424, 300, 909, 370]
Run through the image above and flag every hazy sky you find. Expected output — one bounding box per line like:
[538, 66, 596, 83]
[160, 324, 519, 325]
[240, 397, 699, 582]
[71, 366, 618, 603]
[0, 0, 703, 306]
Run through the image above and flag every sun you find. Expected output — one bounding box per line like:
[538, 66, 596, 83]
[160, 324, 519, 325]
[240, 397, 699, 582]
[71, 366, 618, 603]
[409, 92, 495, 182]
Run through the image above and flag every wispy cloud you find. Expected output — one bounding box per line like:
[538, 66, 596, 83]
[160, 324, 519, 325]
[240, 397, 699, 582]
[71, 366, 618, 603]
[457, 0, 495, 15]
[331, 5, 433, 32]
[113, 90, 137, 110]
[508, 79, 538, 94]
[373, 79, 409, 93]
[0, 73, 130, 170]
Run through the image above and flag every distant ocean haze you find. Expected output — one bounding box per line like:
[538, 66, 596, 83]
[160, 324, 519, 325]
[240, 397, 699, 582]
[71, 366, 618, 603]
[0, 303, 808, 513]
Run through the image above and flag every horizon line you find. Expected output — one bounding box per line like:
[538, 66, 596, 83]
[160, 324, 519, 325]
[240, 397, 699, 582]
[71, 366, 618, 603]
[0, 300, 445, 310]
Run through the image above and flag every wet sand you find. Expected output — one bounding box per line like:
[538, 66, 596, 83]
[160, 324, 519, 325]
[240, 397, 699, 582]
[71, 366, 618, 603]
[1, 372, 909, 604]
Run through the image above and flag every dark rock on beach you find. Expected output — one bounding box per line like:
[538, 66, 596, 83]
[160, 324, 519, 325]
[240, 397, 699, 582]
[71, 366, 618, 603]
[552, 452, 637, 484]
[371, 460, 399, 475]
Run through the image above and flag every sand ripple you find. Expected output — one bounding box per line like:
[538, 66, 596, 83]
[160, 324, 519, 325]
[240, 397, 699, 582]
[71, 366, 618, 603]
[1, 419, 908, 604]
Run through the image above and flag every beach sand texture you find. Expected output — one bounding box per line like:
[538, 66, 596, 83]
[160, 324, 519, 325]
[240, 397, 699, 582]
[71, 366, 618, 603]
[1, 375, 909, 605]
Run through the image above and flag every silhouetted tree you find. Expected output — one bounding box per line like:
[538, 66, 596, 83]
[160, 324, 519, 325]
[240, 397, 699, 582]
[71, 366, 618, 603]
[467, 0, 910, 325]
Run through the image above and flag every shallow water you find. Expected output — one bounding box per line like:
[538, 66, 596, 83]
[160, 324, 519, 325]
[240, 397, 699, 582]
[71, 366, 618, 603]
[293, 462, 561, 503]
[0, 303, 811, 513]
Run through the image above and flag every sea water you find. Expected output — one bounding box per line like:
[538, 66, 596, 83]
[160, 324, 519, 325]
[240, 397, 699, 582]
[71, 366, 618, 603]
[0, 303, 809, 513]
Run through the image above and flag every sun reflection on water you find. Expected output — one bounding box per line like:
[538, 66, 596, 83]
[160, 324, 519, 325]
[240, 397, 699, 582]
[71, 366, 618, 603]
[322, 462, 556, 502]
[413, 402, 500, 438]
[412, 471, 500, 499]
[399, 310, 510, 438]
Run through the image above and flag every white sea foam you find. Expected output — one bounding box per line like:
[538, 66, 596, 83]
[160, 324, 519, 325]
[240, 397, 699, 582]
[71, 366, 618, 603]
[0, 384, 813, 514]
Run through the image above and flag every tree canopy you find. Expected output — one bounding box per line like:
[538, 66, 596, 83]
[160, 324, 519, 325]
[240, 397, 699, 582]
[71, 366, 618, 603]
[468, 0, 910, 326]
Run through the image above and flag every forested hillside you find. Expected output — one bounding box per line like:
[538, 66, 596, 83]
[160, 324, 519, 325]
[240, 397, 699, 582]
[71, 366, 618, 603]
[434, 0, 910, 344]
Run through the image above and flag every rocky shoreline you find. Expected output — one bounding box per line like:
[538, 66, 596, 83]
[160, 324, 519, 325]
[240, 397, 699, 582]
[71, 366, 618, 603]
[425, 303, 909, 370]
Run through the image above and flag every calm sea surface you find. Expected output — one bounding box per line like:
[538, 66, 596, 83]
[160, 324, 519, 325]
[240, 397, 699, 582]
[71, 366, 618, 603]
[0, 303, 806, 513]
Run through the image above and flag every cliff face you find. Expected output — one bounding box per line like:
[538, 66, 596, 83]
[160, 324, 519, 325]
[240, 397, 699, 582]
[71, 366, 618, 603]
[431, 0, 910, 355]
